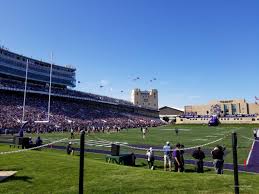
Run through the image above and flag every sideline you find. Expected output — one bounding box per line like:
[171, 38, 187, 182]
[240, 135, 259, 142]
[0, 138, 68, 155]
[49, 145, 259, 174]
[246, 140, 255, 166]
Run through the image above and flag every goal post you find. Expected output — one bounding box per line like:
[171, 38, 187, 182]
[21, 53, 53, 124]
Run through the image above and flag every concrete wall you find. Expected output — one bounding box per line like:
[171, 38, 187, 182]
[248, 103, 259, 114]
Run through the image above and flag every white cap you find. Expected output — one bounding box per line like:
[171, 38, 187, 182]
[149, 147, 153, 151]
[69, 142, 72, 144]
[166, 141, 170, 145]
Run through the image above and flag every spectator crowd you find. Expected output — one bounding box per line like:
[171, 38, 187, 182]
[0, 90, 163, 134]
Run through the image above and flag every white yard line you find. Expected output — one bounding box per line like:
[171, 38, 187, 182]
[205, 136, 218, 138]
[191, 139, 208, 141]
[84, 139, 128, 147]
[246, 140, 255, 166]
[160, 128, 191, 131]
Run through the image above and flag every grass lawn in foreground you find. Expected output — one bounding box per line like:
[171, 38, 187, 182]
[0, 144, 259, 194]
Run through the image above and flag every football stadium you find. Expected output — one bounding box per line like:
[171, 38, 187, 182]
[0, 47, 259, 194]
[1, 1, 259, 194]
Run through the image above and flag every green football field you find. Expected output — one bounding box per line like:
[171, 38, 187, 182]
[25, 124, 257, 164]
[0, 124, 259, 194]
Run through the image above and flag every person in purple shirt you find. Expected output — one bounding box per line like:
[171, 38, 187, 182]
[18, 121, 29, 137]
[173, 143, 182, 172]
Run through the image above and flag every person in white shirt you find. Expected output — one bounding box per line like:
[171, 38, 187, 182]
[146, 147, 155, 170]
[66, 142, 74, 155]
[163, 141, 172, 171]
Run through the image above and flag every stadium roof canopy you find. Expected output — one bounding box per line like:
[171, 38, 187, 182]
[159, 106, 183, 116]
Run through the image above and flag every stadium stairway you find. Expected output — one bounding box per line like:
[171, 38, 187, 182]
[51, 145, 259, 174]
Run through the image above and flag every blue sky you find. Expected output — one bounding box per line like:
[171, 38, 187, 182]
[0, 0, 258, 109]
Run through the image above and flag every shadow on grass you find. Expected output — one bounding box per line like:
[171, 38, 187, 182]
[141, 165, 213, 173]
[184, 168, 212, 173]
[2, 175, 33, 183]
[135, 162, 147, 167]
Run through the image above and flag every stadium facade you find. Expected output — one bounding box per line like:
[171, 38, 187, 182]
[0, 47, 76, 88]
[131, 88, 158, 110]
[176, 98, 259, 124]
[184, 99, 259, 115]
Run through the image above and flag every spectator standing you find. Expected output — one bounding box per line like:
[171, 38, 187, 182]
[192, 147, 205, 173]
[211, 145, 225, 174]
[146, 147, 155, 170]
[66, 142, 74, 155]
[180, 144, 185, 172]
[173, 143, 182, 172]
[18, 121, 28, 137]
[163, 141, 172, 171]
[18, 128, 24, 137]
